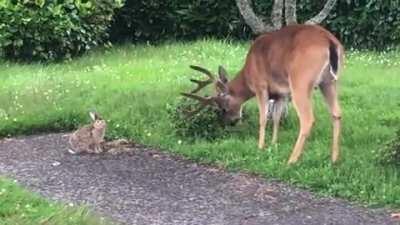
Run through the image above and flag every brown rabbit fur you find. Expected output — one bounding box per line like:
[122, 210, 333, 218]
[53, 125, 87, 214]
[68, 112, 106, 154]
[68, 112, 136, 155]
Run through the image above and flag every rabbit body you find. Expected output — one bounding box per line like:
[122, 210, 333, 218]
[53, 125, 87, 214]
[68, 112, 106, 154]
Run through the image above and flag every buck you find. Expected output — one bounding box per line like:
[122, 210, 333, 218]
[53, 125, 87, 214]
[182, 24, 344, 164]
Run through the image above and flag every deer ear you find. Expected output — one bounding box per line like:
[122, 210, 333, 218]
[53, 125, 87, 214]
[216, 80, 228, 94]
[218, 65, 229, 84]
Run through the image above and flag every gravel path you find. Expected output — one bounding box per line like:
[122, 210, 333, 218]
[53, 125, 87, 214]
[0, 133, 397, 225]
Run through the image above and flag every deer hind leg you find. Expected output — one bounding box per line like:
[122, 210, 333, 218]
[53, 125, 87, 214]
[271, 97, 285, 145]
[288, 88, 315, 164]
[256, 90, 269, 149]
[319, 82, 341, 163]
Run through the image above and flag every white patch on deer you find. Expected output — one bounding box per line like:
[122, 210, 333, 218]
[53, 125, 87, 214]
[239, 105, 243, 118]
[330, 46, 340, 81]
[330, 67, 338, 81]
[314, 57, 330, 88]
[67, 149, 77, 154]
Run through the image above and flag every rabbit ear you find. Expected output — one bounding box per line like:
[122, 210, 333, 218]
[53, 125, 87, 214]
[89, 112, 96, 121]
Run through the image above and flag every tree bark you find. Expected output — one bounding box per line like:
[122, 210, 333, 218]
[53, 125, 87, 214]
[305, 0, 337, 25]
[235, 0, 284, 34]
[271, 0, 284, 29]
[285, 0, 297, 25]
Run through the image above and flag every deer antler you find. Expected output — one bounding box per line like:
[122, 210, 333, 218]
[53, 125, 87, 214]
[188, 65, 215, 93]
[180, 65, 217, 117]
[180, 93, 216, 117]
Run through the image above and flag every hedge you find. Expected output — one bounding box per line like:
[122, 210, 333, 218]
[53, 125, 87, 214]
[110, 0, 400, 50]
[0, 0, 123, 61]
[1, 0, 398, 62]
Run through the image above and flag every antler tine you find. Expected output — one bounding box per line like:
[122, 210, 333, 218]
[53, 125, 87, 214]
[181, 92, 214, 105]
[189, 79, 213, 93]
[189, 65, 215, 93]
[189, 65, 215, 80]
[180, 92, 215, 117]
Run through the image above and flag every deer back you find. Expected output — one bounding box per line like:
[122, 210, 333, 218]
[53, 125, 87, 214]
[241, 25, 343, 98]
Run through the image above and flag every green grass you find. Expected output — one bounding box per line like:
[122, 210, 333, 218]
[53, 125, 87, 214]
[0, 178, 111, 225]
[0, 39, 399, 219]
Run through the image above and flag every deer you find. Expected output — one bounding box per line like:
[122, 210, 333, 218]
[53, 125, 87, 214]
[181, 24, 344, 164]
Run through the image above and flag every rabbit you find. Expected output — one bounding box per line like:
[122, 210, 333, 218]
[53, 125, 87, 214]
[68, 112, 106, 154]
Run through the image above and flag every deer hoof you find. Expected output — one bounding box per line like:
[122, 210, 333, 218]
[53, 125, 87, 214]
[331, 155, 339, 164]
[287, 157, 298, 165]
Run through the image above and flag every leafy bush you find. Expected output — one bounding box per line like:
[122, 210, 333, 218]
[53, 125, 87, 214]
[167, 97, 227, 141]
[326, 0, 400, 50]
[109, 1, 178, 42]
[375, 129, 400, 167]
[110, 0, 400, 50]
[0, 0, 123, 61]
[110, 0, 250, 42]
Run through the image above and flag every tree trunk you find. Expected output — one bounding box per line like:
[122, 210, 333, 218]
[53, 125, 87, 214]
[285, 0, 297, 25]
[305, 0, 337, 25]
[235, 0, 284, 34]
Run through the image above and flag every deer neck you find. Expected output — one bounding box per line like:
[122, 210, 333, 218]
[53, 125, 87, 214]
[227, 71, 254, 104]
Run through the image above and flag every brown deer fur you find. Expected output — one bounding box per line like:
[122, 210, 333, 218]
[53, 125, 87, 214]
[183, 24, 344, 164]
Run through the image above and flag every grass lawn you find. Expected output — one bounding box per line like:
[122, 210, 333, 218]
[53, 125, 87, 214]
[0, 178, 110, 225]
[0, 40, 399, 221]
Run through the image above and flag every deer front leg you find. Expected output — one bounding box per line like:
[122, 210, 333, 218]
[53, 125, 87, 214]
[256, 90, 269, 149]
[288, 91, 314, 164]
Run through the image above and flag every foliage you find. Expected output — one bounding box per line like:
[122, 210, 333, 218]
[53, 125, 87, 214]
[0, 0, 123, 61]
[109, 0, 250, 42]
[326, 0, 400, 50]
[110, 0, 400, 50]
[167, 97, 227, 141]
[375, 129, 400, 166]
[0, 41, 400, 207]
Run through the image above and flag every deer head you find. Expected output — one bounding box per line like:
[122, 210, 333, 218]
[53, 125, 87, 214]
[181, 65, 244, 125]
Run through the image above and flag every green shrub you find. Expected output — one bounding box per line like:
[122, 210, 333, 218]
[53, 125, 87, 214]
[167, 97, 227, 141]
[109, 1, 178, 42]
[0, 0, 123, 61]
[326, 0, 400, 50]
[109, 0, 250, 42]
[375, 129, 400, 166]
[110, 0, 400, 50]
